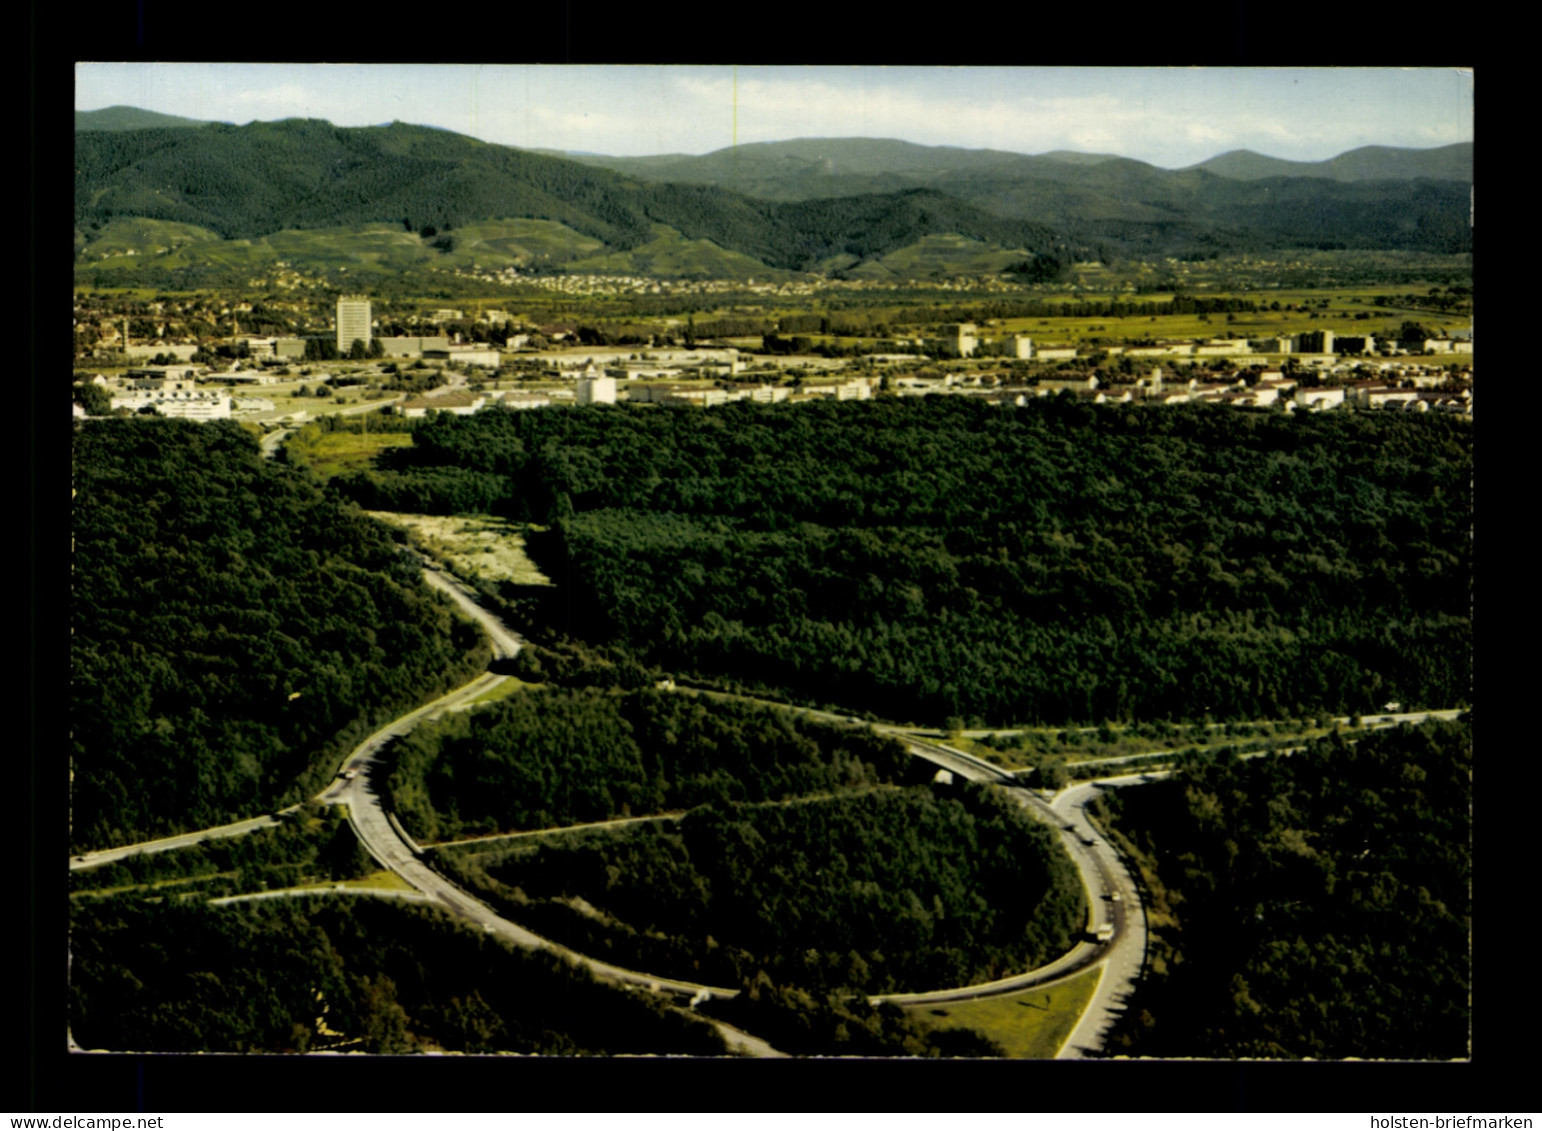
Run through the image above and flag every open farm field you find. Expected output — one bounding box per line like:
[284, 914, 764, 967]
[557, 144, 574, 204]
[852, 233, 1040, 279]
[75, 217, 226, 263]
[904, 965, 1103, 1058]
[76, 219, 609, 278]
[247, 381, 398, 419]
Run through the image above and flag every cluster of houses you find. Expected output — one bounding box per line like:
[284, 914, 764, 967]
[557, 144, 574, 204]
[388, 363, 1471, 420]
[1105, 369, 1472, 415]
[879, 325, 1473, 365]
[893, 366, 1470, 416]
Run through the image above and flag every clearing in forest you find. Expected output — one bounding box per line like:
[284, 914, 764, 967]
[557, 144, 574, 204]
[367, 512, 554, 587]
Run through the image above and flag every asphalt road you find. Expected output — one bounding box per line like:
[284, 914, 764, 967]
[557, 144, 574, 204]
[68, 542, 1465, 1057]
[864, 732, 1131, 1012]
[419, 565, 524, 659]
[319, 566, 777, 1054]
[70, 808, 297, 871]
[1048, 777, 1150, 1059]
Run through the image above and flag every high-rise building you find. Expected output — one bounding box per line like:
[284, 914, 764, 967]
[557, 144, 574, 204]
[336, 296, 372, 355]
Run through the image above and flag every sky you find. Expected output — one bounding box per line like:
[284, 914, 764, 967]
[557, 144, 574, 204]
[74, 65, 1473, 169]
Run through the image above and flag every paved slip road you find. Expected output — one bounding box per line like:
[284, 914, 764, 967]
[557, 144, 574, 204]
[317, 568, 785, 1056]
[70, 517, 1464, 1058]
[70, 809, 298, 871]
[1048, 775, 1151, 1058]
[862, 732, 1143, 1027]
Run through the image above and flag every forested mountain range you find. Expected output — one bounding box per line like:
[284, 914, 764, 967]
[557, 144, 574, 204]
[74, 116, 1472, 272]
[555, 136, 1473, 256]
[73, 119, 1074, 275]
[567, 136, 1471, 195]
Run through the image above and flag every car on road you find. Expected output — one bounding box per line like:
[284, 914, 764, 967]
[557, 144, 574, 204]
[338, 769, 357, 780]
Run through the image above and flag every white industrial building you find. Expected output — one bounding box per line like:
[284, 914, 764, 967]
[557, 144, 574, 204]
[110, 388, 231, 420]
[577, 375, 618, 405]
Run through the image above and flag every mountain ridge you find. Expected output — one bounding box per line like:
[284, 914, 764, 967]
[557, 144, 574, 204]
[73, 115, 1473, 278]
[75, 108, 1472, 183]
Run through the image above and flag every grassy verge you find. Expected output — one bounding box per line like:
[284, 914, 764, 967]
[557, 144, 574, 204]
[291, 869, 416, 893]
[467, 676, 537, 705]
[903, 965, 1104, 1058]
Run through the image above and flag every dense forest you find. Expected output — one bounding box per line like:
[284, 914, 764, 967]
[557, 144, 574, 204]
[1089, 719, 1471, 1059]
[70, 418, 487, 849]
[337, 397, 1472, 727]
[70, 896, 729, 1055]
[439, 783, 1084, 995]
[391, 686, 1083, 995]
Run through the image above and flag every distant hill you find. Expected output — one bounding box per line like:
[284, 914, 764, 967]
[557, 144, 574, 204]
[75, 105, 212, 131]
[562, 136, 1472, 257]
[1185, 143, 1473, 182]
[566, 137, 1143, 199]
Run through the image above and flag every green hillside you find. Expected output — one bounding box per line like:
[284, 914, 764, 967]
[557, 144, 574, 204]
[74, 119, 1076, 277]
[76, 116, 1473, 280]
